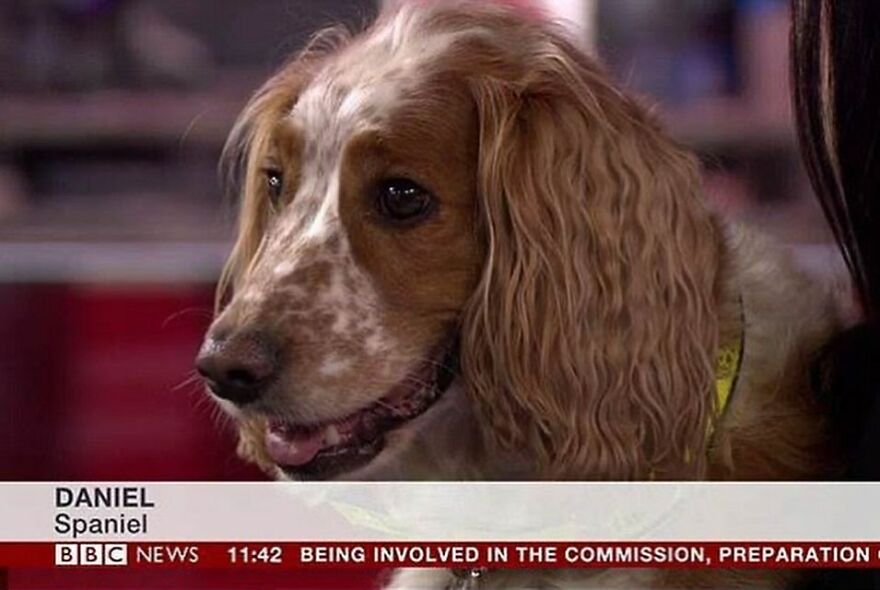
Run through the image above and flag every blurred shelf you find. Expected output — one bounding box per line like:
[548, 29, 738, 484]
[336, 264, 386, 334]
[662, 100, 797, 154]
[0, 72, 261, 151]
[0, 191, 233, 240]
[0, 190, 234, 282]
[0, 240, 229, 283]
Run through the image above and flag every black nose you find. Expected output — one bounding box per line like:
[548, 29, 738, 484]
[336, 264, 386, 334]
[195, 331, 279, 405]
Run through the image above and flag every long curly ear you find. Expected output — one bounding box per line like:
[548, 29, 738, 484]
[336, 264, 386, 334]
[460, 31, 722, 480]
[216, 27, 349, 311]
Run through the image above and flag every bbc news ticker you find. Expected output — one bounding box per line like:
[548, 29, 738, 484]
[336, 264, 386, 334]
[1, 483, 880, 570]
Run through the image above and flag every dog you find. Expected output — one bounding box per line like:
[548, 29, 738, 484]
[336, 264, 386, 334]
[196, 1, 842, 587]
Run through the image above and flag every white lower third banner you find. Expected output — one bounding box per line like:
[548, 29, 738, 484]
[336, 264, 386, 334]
[1, 483, 880, 569]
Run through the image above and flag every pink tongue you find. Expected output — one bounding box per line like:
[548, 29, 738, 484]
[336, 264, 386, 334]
[265, 427, 325, 467]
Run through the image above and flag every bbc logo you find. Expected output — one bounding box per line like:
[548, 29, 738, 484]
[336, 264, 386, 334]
[55, 543, 128, 566]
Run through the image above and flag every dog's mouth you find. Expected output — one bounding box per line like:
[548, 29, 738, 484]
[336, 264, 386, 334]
[264, 341, 457, 480]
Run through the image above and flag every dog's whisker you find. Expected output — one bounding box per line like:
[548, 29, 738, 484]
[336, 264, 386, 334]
[173, 371, 203, 392]
[372, 399, 398, 411]
[161, 307, 213, 329]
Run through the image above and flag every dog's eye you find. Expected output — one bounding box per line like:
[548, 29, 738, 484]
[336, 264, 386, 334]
[264, 168, 283, 202]
[375, 178, 434, 224]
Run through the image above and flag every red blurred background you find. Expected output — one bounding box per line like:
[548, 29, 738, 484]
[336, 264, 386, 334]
[0, 283, 258, 481]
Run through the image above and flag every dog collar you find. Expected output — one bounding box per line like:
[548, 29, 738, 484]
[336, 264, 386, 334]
[448, 568, 487, 590]
[714, 297, 746, 422]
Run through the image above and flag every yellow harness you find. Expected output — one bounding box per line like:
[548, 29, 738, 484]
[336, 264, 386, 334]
[670, 308, 745, 474]
[714, 330, 743, 420]
[665, 327, 744, 475]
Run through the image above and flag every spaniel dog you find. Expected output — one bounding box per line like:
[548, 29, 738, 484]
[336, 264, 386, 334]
[197, 1, 841, 587]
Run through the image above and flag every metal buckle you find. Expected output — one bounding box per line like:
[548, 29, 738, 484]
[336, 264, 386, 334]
[447, 568, 488, 590]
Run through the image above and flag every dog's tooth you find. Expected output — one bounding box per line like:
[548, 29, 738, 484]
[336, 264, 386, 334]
[324, 425, 341, 445]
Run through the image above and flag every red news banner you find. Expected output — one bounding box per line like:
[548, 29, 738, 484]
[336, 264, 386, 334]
[4, 542, 880, 569]
[6, 482, 880, 571]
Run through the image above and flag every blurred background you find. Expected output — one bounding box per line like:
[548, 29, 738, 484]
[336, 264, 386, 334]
[0, 0, 837, 483]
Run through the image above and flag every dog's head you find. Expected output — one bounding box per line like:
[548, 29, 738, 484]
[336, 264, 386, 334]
[198, 0, 722, 481]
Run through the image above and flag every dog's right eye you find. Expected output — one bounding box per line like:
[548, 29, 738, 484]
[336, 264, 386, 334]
[374, 178, 435, 226]
[264, 168, 283, 203]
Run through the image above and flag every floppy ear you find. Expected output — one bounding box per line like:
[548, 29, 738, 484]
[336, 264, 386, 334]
[217, 28, 348, 310]
[460, 33, 722, 479]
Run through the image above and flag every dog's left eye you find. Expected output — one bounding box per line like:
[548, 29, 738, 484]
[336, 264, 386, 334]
[375, 178, 434, 224]
[264, 168, 283, 202]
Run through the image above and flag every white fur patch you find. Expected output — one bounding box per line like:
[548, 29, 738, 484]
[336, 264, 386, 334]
[273, 261, 295, 277]
[319, 355, 352, 377]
